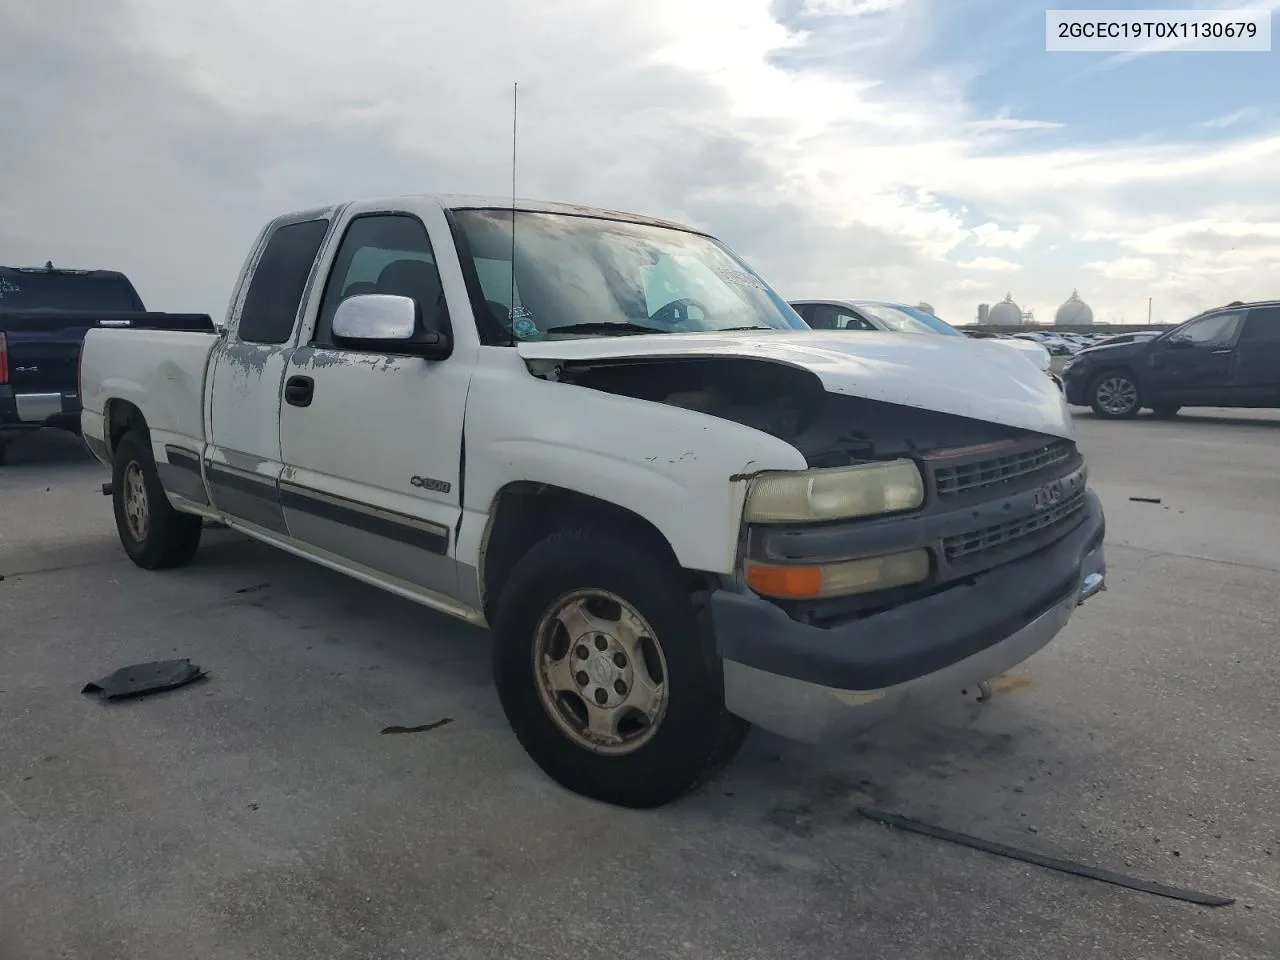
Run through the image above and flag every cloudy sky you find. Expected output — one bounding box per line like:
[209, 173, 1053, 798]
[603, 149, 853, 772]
[2, 0, 1277, 326]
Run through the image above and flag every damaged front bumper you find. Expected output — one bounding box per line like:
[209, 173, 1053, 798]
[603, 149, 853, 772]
[712, 490, 1106, 742]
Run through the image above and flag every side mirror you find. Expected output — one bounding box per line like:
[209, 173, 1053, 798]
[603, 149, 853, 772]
[1167, 335, 1193, 350]
[332, 294, 451, 360]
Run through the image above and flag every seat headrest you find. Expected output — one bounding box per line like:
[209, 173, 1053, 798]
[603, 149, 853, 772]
[376, 259, 442, 313]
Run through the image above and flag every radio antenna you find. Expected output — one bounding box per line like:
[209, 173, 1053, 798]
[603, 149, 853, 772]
[509, 81, 518, 326]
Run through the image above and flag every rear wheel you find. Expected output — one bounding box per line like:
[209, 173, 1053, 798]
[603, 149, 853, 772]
[491, 527, 749, 808]
[1151, 404, 1181, 419]
[1089, 371, 1142, 419]
[112, 430, 203, 569]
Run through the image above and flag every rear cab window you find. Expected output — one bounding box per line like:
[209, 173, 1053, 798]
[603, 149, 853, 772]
[0, 270, 143, 312]
[237, 219, 331, 345]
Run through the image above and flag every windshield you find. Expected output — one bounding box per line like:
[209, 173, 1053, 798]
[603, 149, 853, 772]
[851, 302, 963, 337]
[0, 272, 142, 312]
[450, 209, 808, 343]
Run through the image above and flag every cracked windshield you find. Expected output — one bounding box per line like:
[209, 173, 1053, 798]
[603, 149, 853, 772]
[2, 1, 1276, 959]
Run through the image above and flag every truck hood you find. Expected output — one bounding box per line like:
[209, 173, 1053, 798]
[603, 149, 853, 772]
[518, 330, 1074, 440]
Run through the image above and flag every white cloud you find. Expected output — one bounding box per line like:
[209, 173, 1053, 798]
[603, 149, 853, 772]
[965, 118, 1065, 133]
[954, 257, 1023, 273]
[1085, 258, 1159, 281]
[800, 0, 908, 17]
[1195, 107, 1260, 130]
[943, 278, 992, 293]
[970, 222, 1041, 250]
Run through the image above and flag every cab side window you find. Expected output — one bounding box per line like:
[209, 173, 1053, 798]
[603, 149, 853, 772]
[238, 219, 330, 345]
[1175, 311, 1244, 347]
[810, 304, 875, 331]
[313, 214, 451, 349]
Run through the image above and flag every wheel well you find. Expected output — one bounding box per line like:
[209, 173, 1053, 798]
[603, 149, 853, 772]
[105, 400, 148, 456]
[1089, 365, 1140, 389]
[480, 483, 705, 618]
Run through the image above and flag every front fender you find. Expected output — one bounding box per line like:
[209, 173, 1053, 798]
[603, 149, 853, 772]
[457, 368, 809, 575]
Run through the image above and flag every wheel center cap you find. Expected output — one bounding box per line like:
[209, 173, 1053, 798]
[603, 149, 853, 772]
[585, 653, 617, 687]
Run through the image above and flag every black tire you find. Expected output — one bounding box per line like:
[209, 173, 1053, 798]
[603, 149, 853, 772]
[1089, 370, 1142, 419]
[1151, 404, 1181, 419]
[491, 526, 749, 808]
[111, 430, 203, 569]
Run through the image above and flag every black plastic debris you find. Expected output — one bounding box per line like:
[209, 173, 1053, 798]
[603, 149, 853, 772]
[381, 718, 453, 735]
[1129, 496, 1163, 504]
[859, 807, 1234, 907]
[82, 659, 207, 700]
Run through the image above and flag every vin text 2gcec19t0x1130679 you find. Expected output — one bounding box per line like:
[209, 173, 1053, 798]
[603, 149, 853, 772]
[77, 194, 1107, 808]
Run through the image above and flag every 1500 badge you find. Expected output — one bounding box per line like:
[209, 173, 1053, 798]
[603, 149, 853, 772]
[411, 476, 451, 493]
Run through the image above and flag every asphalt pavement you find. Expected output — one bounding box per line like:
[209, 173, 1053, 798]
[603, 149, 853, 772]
[1, 410, 1277, 960]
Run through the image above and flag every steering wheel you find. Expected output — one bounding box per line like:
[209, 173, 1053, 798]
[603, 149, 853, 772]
[648, 297, 710, 330]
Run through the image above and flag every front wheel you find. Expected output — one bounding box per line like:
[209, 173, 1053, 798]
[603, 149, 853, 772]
[1089, 371, 1142, 419]
[111, 430, 203, 569]
[491, 527, 749, 808]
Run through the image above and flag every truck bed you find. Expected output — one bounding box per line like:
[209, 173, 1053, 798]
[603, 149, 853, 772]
[79, 326, 220, 467]
[1, 311, 216, 446]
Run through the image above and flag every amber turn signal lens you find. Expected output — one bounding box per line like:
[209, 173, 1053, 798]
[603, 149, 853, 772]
[745, 549, 930, 600]
[745, 562, 825, 598]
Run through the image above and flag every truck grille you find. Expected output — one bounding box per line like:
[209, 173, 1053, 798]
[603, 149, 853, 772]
[943, 490, 1086, 561]
[933, 440, 1075, 499]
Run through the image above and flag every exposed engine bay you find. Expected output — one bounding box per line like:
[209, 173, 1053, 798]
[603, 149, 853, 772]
[535, 355, 1036, 466]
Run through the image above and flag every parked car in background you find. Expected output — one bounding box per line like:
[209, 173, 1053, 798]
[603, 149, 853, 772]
[1063, 301, 1280, 418]
[1089, 330, 1160, 349]
[0, 263, 211, 464]
[79, 195, 1105, 808]
[788, 299, 1060, 386]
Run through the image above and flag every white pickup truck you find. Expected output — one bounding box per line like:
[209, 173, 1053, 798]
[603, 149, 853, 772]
[79, 195, 1107, 808]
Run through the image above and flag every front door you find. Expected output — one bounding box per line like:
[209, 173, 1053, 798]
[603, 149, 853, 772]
[1145, 310, 1246, 406]
[277, 211, 473, 603]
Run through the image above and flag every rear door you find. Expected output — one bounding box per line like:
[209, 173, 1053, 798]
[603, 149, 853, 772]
[1145, 310, 1246, 405]
[203, 215, 332, 532]
[1232, 305, 1280, 405]
[276, 204, 474, 604]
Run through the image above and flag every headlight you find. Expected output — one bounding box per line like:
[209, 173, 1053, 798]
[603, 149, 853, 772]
[744, 459, 924, 524]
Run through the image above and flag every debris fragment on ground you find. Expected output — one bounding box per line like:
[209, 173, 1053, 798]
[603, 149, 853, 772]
[859, 807, 1235, 907]
[380, 719, 454, 735]
[82, 659, 207, 700]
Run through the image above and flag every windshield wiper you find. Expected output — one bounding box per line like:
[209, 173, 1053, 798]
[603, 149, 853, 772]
[715, 325, 774, 331]
[544, 322, 669, 336]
